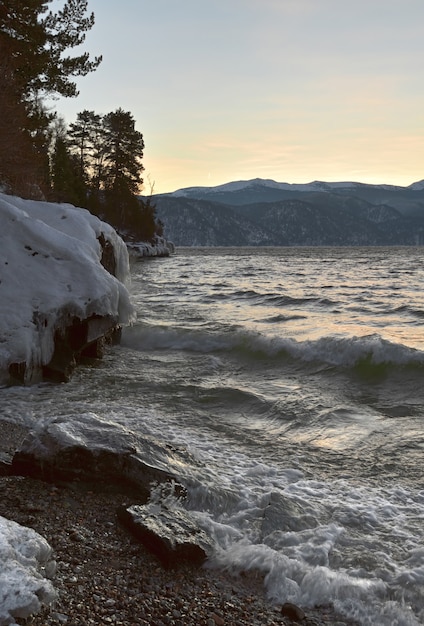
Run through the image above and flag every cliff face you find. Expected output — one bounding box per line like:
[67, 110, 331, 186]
[0, 193, 135, 385]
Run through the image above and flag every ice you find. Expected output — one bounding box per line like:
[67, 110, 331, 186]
[0, 191, 138, 621]
[0, 192, 135, 383]
[0, 516, 56, 625]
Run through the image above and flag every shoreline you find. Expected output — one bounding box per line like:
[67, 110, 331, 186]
[0, 420, 358, 626]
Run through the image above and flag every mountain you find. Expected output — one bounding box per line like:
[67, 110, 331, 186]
[408, 179, 424, 191]
[153, 196, 276, 246]
[151, 178, 424, 246]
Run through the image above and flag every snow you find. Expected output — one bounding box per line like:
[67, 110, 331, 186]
[0, 192, 138, 621]
[0, 516, 56, 625]
[170, 177, 414, 197]
[0, 193, 135, 385]
[127, 236, 175, 259]
[408, 179, 424, 191]
[169, 178, 352, 196]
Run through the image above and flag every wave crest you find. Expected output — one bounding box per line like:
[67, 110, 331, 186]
[122, 324, 424, 371]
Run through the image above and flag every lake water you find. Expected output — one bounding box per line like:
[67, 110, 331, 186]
[3, 246, 424, 625]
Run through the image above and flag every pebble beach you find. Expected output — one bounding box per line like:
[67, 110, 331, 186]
[0, 421, 359, 626]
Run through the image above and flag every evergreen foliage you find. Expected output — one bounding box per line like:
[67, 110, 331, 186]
[67, 109, 103, 184]
[0, 2, 162, 242]
[65, 108, 159, 242]
[102, 108, 144, 195]
[51, 130, 86, 207]
[0, 0, 101, 196]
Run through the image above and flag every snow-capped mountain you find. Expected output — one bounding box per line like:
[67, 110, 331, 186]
[408, 179, 424, 191]
[152, 178, 424, 246]
[172, 178, 365, 197]
[168, 178, 411, 205]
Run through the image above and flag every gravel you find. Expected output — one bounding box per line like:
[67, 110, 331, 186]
[0, 420, 359, 626]
[0, 476, 360, 626]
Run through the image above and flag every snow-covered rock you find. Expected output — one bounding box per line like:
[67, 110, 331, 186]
[127, 236, 175, 259]
[0, 193, 135, 384]
[0, 516, 56, 625]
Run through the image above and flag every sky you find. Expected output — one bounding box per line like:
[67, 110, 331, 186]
[54, 0, 424, 194]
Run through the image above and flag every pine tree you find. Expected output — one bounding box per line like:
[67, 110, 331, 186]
[51, 135, 74, 202]
[0, 0, 102, 100]
[134, 197, 159, 242]
[65, 107, 159, 241]
[0, 67, 38, 195]
[0, 9, 44, 194]
[0, 0, 101, 195]
[0, 1, 48, 96]
[67, 109, 105, 213]
[67, 109, 103, 183]
[51, 119, 86, 205]
[102, 108, 145, 195]
[100, 108, 146, 235]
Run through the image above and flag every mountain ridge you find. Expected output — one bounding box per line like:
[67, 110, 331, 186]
[149, 177, 424, 246]
[167, 177, 422, 197]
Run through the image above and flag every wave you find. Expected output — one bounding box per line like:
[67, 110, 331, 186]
[259, 314, 307, 323]
[263, 294, 336, 308]
[197, 478, 424, 626]
[393, 305, 424, 319]
[204, 289, 336, 308]
[122, 324, 424, 371]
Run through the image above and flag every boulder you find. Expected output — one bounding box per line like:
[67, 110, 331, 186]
[9, 228, 124, 384]
[260, 491, 322, 538]
[281, 602, 306, 622]
[118, 502, 213, 567]
[10, 413, 188, 500]
[1, 194, 134, 386]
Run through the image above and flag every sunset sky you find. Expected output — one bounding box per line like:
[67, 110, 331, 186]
[56, 0, 424, 194]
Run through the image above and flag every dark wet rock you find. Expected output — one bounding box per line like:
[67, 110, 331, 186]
[10, 413, 188, 499]
[117, 501, 214, 567]
[8, 360, 30, 384]
[98, 232, 117, 275]
[8, 313, 122, 385]
[0, 453, 11, 476]
[281, 602, 306, 622]
[42, 314, 121, 383]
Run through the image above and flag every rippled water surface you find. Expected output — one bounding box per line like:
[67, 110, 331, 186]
[3, 246, 424, 625]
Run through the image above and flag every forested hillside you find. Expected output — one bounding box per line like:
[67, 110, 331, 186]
[153, 179, 424, 246]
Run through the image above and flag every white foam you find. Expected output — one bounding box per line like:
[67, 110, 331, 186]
[122, 321, 424, 369]
[3, 375, 424, 625]
[169, 443, 424, 626]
